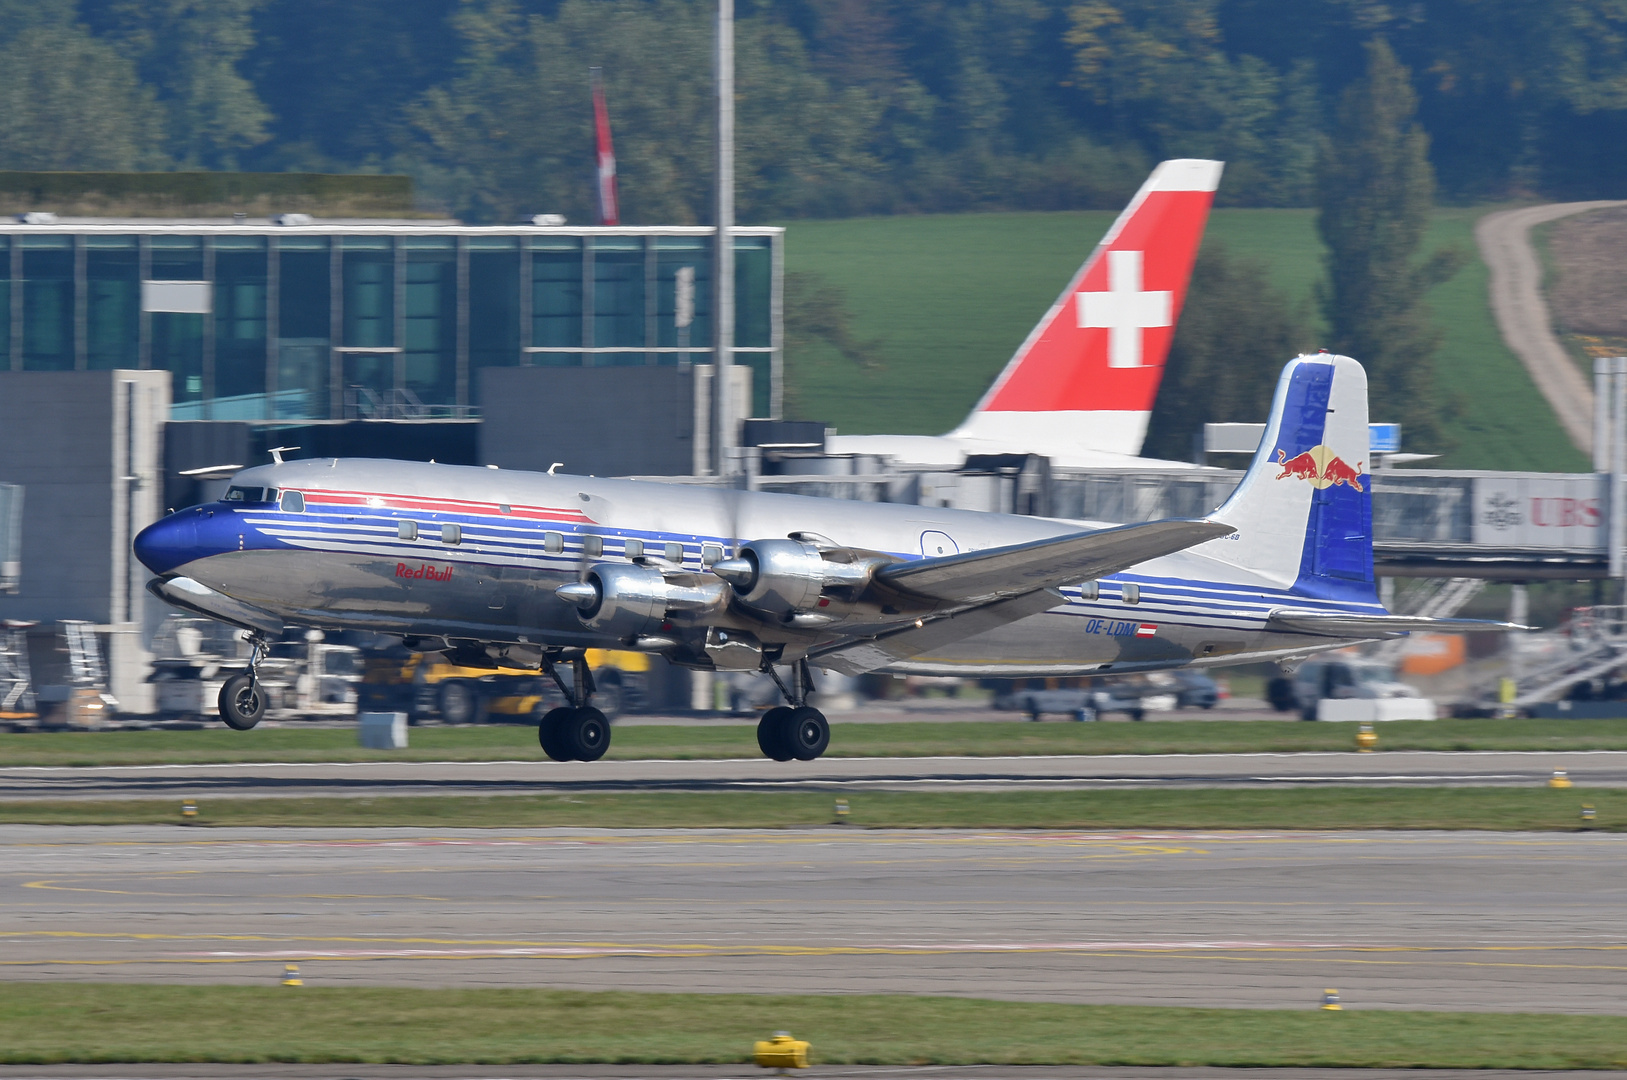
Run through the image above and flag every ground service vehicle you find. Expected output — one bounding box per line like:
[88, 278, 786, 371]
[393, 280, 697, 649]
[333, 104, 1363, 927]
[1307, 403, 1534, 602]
[359, 647, 646, 723]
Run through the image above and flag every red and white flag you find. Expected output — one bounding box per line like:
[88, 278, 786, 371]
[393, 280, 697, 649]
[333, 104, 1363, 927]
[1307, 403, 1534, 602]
[1134, 624, 1159, 638]
[591, 67, 619, 227]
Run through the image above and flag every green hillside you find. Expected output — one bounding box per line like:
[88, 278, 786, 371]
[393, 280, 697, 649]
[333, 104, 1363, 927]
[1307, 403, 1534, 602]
[780, 206, 1586, 472]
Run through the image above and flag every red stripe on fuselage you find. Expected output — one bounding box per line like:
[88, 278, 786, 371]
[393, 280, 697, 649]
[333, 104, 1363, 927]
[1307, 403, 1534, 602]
[295, 488, 594, 524]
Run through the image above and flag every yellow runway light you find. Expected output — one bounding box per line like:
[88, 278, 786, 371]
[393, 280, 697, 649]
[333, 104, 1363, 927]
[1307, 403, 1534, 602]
[754, 1031, 810, 1069]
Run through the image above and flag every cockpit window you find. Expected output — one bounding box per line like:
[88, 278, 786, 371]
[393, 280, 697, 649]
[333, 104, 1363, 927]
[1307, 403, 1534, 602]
[225, 486, 266, 502]
[279, 490, 306, 513]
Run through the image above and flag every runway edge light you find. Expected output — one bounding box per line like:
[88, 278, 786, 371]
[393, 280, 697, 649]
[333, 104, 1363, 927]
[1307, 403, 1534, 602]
[754, 1031, 810, 1069]
[180, 799, 198, 821]
[834, 798, 850, 822]
[1355, 724, 1376, 752]
[1550, 769, 1573, 789]
[1582, 803, 1596, 825]
[281, 963, 303, 987]
[1320, 989, 1342, 1011]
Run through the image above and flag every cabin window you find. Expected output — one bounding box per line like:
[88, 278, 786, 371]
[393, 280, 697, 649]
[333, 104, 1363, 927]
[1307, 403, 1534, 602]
[441, 523, 461, 545]
[544, 531, 563, 554]
[624, 538, 644, 558]
[224, 486, 264, 503]
[1121, 583, 1140, 604]
[665, 542, 684, 563]
[582, 534, 603, 557]
[702, 543, 723, 566]
[1077, 581, 1098, 602]
[279, 490, 305, 513]
[398, 520, 419, 541]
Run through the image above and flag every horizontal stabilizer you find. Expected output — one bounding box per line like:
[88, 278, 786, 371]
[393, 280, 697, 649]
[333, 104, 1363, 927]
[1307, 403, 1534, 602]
[878, 518, 1235, 606]
[1267, 608, 1527, 637]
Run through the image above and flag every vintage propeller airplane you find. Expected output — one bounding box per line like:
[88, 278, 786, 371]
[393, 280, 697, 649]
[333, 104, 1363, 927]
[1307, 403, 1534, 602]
[135, 353, 1507, 761]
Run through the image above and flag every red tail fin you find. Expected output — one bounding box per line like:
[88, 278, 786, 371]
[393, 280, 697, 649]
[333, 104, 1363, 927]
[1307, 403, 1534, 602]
[592, 67, 619, 227]
[952, 159, 1221, 455]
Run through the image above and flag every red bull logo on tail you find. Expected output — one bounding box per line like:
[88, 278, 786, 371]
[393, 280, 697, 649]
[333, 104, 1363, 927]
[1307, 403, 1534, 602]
[1274, 446, 1364, 492]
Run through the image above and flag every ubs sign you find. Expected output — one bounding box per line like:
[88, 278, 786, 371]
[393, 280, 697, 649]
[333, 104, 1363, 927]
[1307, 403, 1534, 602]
[1472, 476, 1606, 550]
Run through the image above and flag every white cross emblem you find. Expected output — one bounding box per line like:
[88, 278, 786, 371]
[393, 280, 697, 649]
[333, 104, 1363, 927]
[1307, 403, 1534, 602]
[1076, 250, 1172, 368]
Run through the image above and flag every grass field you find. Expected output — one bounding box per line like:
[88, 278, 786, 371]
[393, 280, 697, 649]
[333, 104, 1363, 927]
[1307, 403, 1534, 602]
[2, 787, 1618, 830]
[5, 716, 1627, 767]
[1, 984, 1622, 1068]
[782, 205, 1587, 471]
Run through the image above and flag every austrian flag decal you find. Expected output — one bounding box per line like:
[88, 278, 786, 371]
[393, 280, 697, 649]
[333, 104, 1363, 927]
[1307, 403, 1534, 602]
[1134, 623, 1158, 638]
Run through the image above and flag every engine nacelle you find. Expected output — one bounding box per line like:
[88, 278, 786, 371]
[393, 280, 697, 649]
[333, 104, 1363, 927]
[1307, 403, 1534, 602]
[557, 562, 729, 641]
[567, 562, 667, 640]
[713, 539, 875, 618]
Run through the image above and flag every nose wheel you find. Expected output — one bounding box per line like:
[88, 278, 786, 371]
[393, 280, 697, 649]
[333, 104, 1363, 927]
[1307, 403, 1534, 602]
[757, 659, 829, 761]
[537, 651, 612, 762]
[218, 636, 269, 730]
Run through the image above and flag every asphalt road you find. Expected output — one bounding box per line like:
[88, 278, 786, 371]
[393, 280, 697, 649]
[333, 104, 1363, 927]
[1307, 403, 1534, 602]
[5, 1070, 1627, 1080]
[4, 825, 1623, 1014]
[3, 750, 1626, 800]
[1475, 199, 1627, 452]
[2, 1070, 1624, 1080]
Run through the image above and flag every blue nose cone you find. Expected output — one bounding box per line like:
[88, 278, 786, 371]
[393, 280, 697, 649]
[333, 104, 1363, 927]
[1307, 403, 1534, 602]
[134, 510, 202, 577]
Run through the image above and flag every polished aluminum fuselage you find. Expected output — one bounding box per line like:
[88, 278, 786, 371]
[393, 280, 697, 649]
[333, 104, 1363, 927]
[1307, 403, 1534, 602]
[149, 458, 1359, 676]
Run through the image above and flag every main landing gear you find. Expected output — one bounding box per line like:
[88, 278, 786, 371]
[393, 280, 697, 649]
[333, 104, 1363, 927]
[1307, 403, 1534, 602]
[218, 636, 268, 730]
[537, 652, 610, 762]
[757, 658, 830, 762]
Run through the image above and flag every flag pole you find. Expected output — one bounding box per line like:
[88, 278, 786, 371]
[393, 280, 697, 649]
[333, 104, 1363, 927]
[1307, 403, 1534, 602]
[713, 0, 735, 477]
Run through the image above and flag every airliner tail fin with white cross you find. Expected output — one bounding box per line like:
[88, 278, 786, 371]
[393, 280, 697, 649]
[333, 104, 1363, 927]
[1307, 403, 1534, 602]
[948, 159, 1221, 458]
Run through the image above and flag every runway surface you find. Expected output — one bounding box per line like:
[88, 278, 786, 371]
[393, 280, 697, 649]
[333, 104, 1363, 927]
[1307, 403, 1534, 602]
[4, 825, 1623, 1014]
[7, 1070, 1627, 1080]
[4, 1069, 1626, 1080]
[4, 750, 1627, 800]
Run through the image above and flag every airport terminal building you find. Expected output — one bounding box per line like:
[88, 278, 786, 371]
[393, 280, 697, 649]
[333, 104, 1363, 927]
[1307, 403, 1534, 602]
[0, 210, 784, 714]
[0, 220, 783, 422]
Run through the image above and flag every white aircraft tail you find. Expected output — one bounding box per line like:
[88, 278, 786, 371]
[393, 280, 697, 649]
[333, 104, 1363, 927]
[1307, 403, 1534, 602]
[1201, 353, 1378, 603]
[951, 158, 1222, 456]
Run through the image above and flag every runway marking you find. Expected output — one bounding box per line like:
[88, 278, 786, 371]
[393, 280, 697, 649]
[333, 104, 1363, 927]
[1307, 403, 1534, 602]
[8, 930, 1626, 956]
[6, 941, 1627, 975]
[0, 829, 1487, 852]
[5, 749, 1627, 774]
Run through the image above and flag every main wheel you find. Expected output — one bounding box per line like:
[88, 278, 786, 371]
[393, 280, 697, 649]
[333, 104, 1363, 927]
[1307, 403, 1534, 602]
[218, 673, 265, 730]
[561, 706, 611, 762]
[785, 706, 830, 761]
[538, 706, 575, 762]
[757, 706, 794, 761]
[438, 680, 477, 725]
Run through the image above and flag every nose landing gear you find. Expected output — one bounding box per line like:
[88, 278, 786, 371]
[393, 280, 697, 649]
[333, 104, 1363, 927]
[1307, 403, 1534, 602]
[757, 658, 829, 761]
[538, 651, 611, 762]
[218, 636, 268, 730]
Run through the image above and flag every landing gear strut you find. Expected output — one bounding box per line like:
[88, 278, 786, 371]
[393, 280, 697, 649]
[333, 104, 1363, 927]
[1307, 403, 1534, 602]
[757, 658, 829, 762]
[537, 651, 610, 762]
[218, 635, 268, 730]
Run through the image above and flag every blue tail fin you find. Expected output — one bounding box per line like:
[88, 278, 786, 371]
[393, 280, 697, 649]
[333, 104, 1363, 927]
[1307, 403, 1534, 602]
[1203, 354, 1376, 601]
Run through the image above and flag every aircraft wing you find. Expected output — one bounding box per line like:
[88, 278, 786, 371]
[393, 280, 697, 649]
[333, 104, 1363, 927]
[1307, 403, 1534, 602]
[876, 518, 1235, 606]
[1266, 608, 1528, 637]
[813, 518, 1233, 675]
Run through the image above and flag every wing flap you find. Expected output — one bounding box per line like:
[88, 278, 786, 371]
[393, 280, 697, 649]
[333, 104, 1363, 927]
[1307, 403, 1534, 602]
[876, 518, 1235, 605]
[815, 591, 1065, 676]
[1267, 608, 1527, 636]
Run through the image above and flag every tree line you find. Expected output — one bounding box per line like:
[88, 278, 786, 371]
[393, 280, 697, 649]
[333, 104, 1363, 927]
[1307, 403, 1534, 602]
[1, 0, 1624, 223]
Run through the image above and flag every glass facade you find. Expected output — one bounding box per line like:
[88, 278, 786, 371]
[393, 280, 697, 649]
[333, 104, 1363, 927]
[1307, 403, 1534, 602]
[86, 236, 139, 370]
[1, 225, 781, 421]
